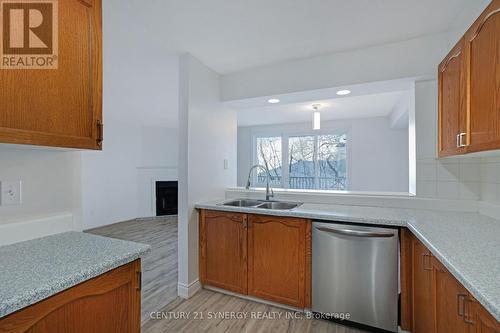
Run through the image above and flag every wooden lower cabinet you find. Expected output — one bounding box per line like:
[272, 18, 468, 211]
[407, 232, 500, 333]
[199, 210, 248, 294]
[247, 214, 308, 308]
[431, 257, 471, 333]
[199, 210, 311, 309]
[412, 236, 435, 333]
[0, 260, 141, 333]
[469, 301, 500, 333]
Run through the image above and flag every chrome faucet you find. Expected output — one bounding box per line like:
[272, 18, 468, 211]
[246, 164, 274, 201]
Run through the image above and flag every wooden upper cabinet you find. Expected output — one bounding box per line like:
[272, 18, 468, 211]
[247, 214, 307, 308]
[412, 236, 435, 333]
[438, 0, 500, 156]
[466, 0, 500, 153]
[0, 0, 103, 150]
[438, 38, 467, 157]
[199, 210, 248, 294]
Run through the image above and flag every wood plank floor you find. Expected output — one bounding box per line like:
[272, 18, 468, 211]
[86, 216, 178, 323]
[142, 289, 369, 333]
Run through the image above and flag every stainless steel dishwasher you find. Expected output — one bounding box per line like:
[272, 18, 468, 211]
[312, 221, 398, 333]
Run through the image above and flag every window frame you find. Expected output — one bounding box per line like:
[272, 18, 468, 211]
[251, 127, 351, 191]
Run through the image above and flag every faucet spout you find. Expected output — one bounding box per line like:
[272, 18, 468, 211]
[246, 164, 274, 201]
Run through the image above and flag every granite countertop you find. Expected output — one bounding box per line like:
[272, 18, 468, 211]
[196, 200, 500, 322]
[0, 231, 150, 319]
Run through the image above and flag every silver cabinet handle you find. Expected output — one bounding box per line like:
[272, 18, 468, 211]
[458, 133, 467, 147]
[463, 296, 475, 325]
[423, 253, 432, 271]
[316, 227, 395, 238]
[457, 134, 460, 148]
[457, 294, 467, 317]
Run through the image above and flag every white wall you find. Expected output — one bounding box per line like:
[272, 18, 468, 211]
[221, 33, 449, 101]
[237, 117, 409, 193]
[447, 0, 491, 48]
[178, 54, 237, 296]
[136, 126, 178, 218]
[0, 146, 81, 228]
[80, 0, 180, 230]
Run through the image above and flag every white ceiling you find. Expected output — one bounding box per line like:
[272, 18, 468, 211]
[237, 91, 409, 127]
[153, 0, 467, 74]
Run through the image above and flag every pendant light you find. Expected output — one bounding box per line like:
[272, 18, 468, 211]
[312, 104, 321, 130]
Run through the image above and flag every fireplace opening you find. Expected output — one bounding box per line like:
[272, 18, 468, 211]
[156, 181, 178, 216]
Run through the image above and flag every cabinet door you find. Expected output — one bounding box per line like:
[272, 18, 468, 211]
[248, 214, 307, 308]
[469, 300, 500, 333]
[0, 0, 102, 150]
[431, 257, 470, 333]
[0, 260, 141, 333]
[466, 0, 500, 153]
[412, 237, 435, 333]
[199, 210, 248, 294]
[438, 38, 467, 157]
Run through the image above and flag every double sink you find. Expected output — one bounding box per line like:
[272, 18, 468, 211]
[220, 199, 303, 210]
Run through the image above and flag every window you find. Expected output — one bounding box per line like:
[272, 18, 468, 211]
[255, 136, 282, 186]
[254, 133, 347, 191]
[289, 136, 315, 189]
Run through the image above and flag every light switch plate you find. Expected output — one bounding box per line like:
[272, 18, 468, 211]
[224, 159, 229, 170]
[0, 180, 22, 206]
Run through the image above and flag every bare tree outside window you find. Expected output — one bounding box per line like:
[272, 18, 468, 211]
[318, 134, 347, 190]
[256, 137, 282, 186]
[289, 136, 315, 189]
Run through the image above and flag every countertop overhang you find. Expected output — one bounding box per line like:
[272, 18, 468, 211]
[196, 200, 500, 322]
[0, 231, 151, 319]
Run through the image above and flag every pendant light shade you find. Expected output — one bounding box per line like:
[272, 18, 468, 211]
[312, 104, 321, 130]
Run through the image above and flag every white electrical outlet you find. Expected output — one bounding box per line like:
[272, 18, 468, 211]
[0, 180, 22, 206]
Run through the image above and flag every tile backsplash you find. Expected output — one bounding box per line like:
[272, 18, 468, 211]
[480, 158, 500, 204]
[417, 158, 481, 200]
[417, 157, 500, 204]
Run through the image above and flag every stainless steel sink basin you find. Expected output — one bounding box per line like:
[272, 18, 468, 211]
[256, 201, 301, 210]
[221, 199, 263, 207]
[221, 199, 302, 210]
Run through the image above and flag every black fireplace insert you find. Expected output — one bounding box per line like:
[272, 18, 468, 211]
[156, 181, 178, 216]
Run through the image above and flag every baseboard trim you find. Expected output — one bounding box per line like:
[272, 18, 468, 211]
[136, 215, 178, 221]
[0, 212, 74, 246]
[178, 279, 201, 299]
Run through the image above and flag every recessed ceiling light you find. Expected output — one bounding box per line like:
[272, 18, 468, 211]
[336, 90, 351, 96]
[268, 98, 280, 104]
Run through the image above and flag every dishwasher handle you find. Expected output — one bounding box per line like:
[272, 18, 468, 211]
[316, 226, 395, 238]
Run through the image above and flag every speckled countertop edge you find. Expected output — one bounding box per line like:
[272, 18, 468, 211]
[196, 200, 500, 322]
[0, 232, 151, 319]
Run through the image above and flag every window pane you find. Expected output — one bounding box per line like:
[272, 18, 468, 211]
[318, 134, 347, 190]
[288, 136, 315, 189]
[256, 137, 282, 186]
